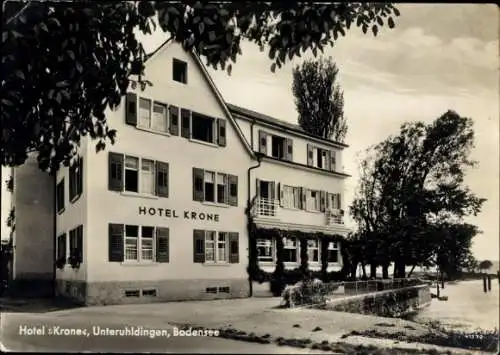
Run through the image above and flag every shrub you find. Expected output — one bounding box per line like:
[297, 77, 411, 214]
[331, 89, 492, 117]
[281, 278, 328, 307]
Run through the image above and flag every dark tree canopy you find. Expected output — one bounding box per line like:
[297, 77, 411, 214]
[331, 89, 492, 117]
[350, 111, 486, 278]
[292, 57, 348, 142]
[1, 1, 400, 172]
[478, 259, 493, 271]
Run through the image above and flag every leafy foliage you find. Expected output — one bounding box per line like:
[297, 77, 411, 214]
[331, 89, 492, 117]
[351, 111, 486, 278]
[2, 1, 400, 172]
[478, 259, 493, 272]
[292, 57, 348, 141]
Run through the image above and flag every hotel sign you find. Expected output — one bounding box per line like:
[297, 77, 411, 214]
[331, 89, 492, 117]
[138, 206, 220, 222]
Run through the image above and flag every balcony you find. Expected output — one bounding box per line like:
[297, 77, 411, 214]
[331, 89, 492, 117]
[252, 198, 345, 227]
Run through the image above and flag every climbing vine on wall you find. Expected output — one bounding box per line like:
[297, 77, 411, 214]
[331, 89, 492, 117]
[246, 200, 349, 296]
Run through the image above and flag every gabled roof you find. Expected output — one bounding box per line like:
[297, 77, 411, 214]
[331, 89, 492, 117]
[144, 39, 255, 158]
[227, 103, 349, 149]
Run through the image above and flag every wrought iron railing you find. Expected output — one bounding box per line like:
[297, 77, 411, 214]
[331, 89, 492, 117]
[254, 198, 279, 217]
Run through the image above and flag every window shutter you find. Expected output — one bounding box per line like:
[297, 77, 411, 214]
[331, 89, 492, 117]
[217, 119, 227, 147]
[228, 174, 238, 206]
[326, 151, 332, 171]
[326, 193, 331, 209]
[320, 191, 326, 212]
[258, 130, 267, 154]
[125, 93, 138, 126]
[58, 233, 67, 261]
[57, 180, 65, 212]
[307, 144, 314, 166]
[108, 223, 124, 262]
[301, 188, 307, 210]
[330, 150, 337, 171]
[337, 193, 342, 209]
[270, 181, 276, 200]
[255, 179, 261, 199]
[192, 168, 204, 201]
[193, 229, 205, 263]
[156, 227, 169, 263]
[78, 157, 83, 196]
[169, 105, 179, 135]
[278, 183, 284, 207]
[286, 138, 293, 161]
[181, 108, 191, 138]
[77, 225, 83, 262]
[108, 152, 124, 191]
[155, 161, 169, 198]
[229, 232, 239, 264]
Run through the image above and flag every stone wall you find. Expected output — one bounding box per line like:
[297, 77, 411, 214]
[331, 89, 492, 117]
[320, 284, 431, 318]
[56, 278, 250, 306]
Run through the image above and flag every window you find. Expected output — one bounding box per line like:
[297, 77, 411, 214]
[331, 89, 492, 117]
[271, 135, 285, 159]
[125, 290, 140, 298]
[216, 173, 227, 204]
[327, 241, 340, 263]
[191, 112, 215, 144]
[68, 225, 83, 263]
[257, 238, 274, 263]
[173, 59, 187, 84]
[283, 237, 298, 263]
[316, 148, 329, 169]
[204, 231, 227, 263]
[125, 225, 139, 261]
[108, 224, 169, 263]
[57, 233, 66, 262]
[140, 159, 155, 195]
[124, 225, 156, 262]
[327, 192, 341, 210]
[124, 156, 139, 192]
[282, 185, 301, 209]
[139, 98, 151, 128]
[204, 171, 215, 202]
[259, 130, 293, 161]
[193, 168, 236, 206]
[142, 289, 157, 297]
[307, 239, 320, 263]
[152, 102, 168, 132]
[56, 179, 65, 213]
[69, 157, 83, 202]
[306, 189, 321, 211]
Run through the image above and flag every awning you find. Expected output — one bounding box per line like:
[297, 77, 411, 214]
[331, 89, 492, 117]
[253, 218, 351, 236]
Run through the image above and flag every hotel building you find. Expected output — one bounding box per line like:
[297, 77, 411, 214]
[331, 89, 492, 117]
[6, 41, 351, 305]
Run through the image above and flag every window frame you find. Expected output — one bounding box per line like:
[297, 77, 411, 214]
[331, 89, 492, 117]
[190, 111, 216, 145]
[123, 225, 156, 263]
[172, 58, 188, 84]
[283, 237, 299, 264]
[256, 238, 275, 263]
[56, 179, 65, 214]
[198, 169, 229, 205]
[136, 95, 170, 134]
[69, 157, 83, 202]
[270, 135, 286, 160]
[306, 189, 321, 212]
[203, 230, 228, 264]
[307, 239, 320, 264]
[327, 241, 340, 264]
[123, 155, 156, 195]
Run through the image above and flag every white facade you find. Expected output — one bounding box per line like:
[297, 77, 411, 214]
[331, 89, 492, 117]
[11, 41, 351, 304]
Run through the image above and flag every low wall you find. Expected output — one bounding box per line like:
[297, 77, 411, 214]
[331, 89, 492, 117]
[318, 284, 431, 318]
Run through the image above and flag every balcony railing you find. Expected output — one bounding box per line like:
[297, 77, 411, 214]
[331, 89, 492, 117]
[254, 198, 279, 217]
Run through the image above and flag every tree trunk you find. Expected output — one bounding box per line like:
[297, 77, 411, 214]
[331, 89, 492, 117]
[407, 265, 416, 278]
[382, 263, 389, 279]
[394, 260, 406, 278]
[361, 262, 367, 279]
[370, 263, 377, 279]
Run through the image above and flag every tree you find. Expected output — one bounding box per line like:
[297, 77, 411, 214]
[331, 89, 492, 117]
[478, 260, 493, 273]
[463, 253, 478, 273]
[292, 57, 348, 141]
[1, 1, 400, 173]
[351, 111, 486, 278]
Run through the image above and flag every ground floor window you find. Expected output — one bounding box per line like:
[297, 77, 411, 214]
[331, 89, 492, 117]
[283, 237, 298, 263]
[204, 231, 228, 263]
[327, 241, 340, 263]
[194, 229, 239, 264]
[307, 239, 320, 263]
[257, 238, 274, 262]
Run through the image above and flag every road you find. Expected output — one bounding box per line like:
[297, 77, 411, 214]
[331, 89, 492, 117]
[413, 279, 499, 331]
[0, 311, 323, 353]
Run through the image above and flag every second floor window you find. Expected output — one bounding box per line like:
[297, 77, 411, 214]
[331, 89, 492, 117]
[192, 112, 215, 144]
[108, 152, 169, 198]
[307, 144, 338, 172]
[56, 179, 65, 213]
[306, 189, 321, 211]
[193, 168, 238, 206]
[258, 130, 293, 161]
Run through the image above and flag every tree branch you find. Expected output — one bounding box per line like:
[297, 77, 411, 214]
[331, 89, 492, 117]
[5, 1, 32, 25]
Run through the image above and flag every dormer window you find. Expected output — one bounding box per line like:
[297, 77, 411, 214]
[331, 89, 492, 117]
[173, 59, 187, 84]
[258, 130, 293, 162]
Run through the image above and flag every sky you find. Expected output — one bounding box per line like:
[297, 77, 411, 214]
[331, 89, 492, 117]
[137, 4, 500, 261]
